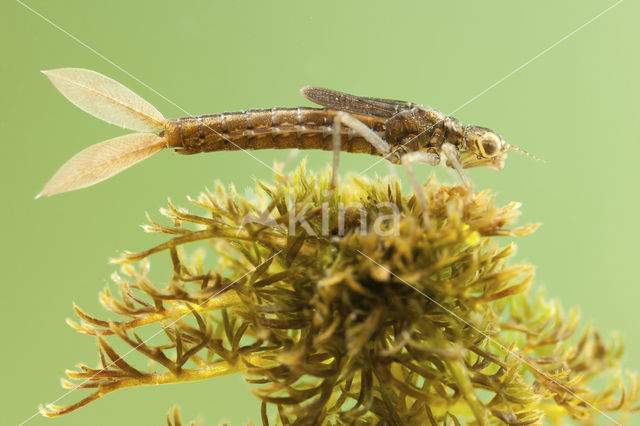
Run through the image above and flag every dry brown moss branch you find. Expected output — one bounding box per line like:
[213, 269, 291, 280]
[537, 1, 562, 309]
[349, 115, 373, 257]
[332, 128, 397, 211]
[41, 164, 638, 425]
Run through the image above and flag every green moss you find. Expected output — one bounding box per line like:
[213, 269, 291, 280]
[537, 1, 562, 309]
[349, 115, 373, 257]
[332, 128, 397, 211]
[43, 164, 637, 425]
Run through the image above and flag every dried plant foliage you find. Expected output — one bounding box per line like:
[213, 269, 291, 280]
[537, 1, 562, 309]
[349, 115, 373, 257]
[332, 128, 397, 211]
[41, 164, 638, 425]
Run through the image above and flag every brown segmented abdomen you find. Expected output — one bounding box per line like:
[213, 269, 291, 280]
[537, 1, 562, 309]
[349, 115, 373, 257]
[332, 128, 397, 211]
[163, 107, 387, 156]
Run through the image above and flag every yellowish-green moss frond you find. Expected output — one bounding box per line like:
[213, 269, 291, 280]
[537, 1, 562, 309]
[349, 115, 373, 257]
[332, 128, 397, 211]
[42, 164, 637, 425]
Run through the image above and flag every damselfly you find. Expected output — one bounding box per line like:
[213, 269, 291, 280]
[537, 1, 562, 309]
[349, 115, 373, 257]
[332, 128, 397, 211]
[38, 68, 527, 220]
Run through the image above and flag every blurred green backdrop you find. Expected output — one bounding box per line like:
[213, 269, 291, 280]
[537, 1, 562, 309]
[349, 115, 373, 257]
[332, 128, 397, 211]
[2, 0, 638, 424]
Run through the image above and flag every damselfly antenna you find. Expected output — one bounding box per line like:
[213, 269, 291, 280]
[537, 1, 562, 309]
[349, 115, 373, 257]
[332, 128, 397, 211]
[506, 144, 545, 163]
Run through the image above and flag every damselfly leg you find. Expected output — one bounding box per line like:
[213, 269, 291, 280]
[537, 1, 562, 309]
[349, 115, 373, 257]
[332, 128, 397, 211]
[330, 111, 433, 227]
[331, 111, 392, 189]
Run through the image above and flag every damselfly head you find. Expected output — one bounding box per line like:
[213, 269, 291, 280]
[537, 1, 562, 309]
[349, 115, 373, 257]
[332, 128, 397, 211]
[461, 126, 508, 170]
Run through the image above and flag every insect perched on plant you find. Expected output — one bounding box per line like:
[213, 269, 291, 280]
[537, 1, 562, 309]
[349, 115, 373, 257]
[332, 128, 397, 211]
[38, 68, 530, 218]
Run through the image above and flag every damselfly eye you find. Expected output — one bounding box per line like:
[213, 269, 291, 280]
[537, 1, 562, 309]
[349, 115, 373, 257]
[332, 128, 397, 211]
[480, 138, 499, 157]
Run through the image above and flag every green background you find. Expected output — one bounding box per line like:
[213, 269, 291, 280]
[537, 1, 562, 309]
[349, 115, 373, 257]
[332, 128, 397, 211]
[2, 0, 638, 424]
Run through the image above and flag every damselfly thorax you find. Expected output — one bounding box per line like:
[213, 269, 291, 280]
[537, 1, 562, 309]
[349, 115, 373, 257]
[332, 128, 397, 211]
[37, 68, 519, 200]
